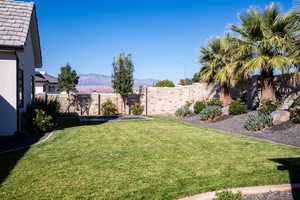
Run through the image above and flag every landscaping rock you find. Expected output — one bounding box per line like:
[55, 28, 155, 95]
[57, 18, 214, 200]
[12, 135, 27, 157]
[279, 91, 300, 110]
[222, 106, 229, 115]
[271, 110, 290, 125]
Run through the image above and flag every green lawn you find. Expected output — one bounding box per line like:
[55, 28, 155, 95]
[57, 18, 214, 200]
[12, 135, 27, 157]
[1, 118, 300, 200]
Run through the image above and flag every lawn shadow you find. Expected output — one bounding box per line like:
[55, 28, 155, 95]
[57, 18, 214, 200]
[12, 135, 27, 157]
[270, 157, 300, 199]
[0, 146, 29, 185]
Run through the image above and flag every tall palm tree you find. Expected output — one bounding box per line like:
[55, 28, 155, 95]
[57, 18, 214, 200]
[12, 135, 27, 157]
[199, 34, 239, 106]
[232, 3, 299, 101]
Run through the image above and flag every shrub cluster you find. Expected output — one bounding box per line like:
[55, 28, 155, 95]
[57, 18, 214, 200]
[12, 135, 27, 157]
[244, 112, 272, 131]
[101, 100, 118, 116]
[259, 99, 278, 114]
[229, 100, 247, 115]
[193, 101, 206, 114]
[216, 191, 242, 200]
[175, 105, 192, 118]
[33, 109, 54, 133]
[23, 98, 60, 133]
[290, 97, 300, 123]
[199, 105, 222, 121]
[132, 103, 144, 115]
[207, 98, 223, 107]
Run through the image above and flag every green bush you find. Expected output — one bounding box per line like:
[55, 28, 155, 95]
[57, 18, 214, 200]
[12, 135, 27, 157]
[292, 97, 300, 107]
[154, 80, 175, 87]
[175, 105, 192, 118]
[23, 98, 60, 132]
[244, 112, 272, 131]
[207, 98, 223, 107]
[229, 100, 247, 115]
[132, 103, 144, 115]
[259, 99, 278, 114]
[216, 191, 242, 200]
[193, 101, 206, 114]
[199, 105, 222, 121]
[33, 109, 54, 133]
[291, 109, 300, 123]
[101, 100, 118, 116]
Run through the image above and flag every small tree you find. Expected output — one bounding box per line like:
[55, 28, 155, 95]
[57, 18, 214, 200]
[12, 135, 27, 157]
[154, 80, 175, 87]
[111, 53, 134, 113]
[57, 63, 79, 94]
[57, 63, 79, 112]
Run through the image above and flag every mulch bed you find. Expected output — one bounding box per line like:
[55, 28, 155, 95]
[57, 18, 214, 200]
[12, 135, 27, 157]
[165, 112, 300, 148]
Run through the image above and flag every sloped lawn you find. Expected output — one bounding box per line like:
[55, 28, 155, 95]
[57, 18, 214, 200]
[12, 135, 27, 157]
[0, 118, 300, 200]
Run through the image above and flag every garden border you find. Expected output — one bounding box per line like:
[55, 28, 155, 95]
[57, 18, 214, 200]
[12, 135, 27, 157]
[179, 184, 300, 200]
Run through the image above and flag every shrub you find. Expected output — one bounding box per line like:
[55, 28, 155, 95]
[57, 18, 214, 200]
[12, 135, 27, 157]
[199, 105, 222, 121]
[23, 98, 60, 132]
[154, 80, 175, 87]
[216, 191, 242, 200]
[229, 100, 247, 115]
[101, 100, 118, 116]
[244, 112, 272, 131]
[292, 97, 300, 108]
[291, 109, 300, 123]
[33, 109, 54, 133]
[132, 103, 144, 115]
[193, 101, 206, 114]
[175, 105, 192, 118]
[259, 99, 278, 114]
[207, 98, 223, 107]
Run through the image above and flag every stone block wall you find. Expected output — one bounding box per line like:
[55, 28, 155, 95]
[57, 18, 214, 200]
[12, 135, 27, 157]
[35, 83, 217, 116]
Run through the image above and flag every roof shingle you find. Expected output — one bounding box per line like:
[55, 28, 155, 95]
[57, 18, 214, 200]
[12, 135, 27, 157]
[0, 0, 34, 48]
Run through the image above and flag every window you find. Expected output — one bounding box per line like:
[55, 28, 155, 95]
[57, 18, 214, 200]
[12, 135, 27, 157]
[18, 69, 24, 108]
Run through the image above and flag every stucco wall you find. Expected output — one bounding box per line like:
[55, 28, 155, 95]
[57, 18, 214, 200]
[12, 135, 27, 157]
[18, 31, 36, 113]
[0, 52, 17, 136]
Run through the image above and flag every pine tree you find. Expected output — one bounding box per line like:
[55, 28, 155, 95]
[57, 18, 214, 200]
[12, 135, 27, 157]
[57, 63, 79, 94]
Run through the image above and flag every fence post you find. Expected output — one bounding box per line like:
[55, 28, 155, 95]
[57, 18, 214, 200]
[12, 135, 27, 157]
[98, 94, 101, 116]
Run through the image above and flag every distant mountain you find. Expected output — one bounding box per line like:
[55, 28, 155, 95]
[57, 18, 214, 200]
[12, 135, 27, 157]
[77, 73, 158, 93]
[78, 73, 158, 87]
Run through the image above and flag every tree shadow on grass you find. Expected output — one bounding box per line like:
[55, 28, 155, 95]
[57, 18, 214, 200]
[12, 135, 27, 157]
[270, 158, 300, 200]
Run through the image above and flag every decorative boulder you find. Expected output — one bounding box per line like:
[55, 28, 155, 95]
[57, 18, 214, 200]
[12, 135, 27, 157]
[271, 110, 290, 125]
[222, 106, 229, 115]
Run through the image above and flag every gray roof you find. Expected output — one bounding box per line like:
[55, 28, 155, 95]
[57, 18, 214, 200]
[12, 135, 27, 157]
[35, 72, 58, 84]
[0, 0, 34, 48]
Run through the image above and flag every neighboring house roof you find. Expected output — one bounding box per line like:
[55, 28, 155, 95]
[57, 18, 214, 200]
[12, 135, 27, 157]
[35, 72, 58, 84]
[0, 0, 42, 67]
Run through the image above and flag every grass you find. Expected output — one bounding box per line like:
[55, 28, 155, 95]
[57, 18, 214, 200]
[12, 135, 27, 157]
[0, 118, 300, 200]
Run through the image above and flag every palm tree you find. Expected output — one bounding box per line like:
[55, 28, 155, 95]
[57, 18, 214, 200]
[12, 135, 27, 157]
[231, 3, 299, 101]
[199, 34, 239, 106]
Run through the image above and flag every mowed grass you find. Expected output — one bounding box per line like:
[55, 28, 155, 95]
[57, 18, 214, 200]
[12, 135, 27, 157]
[1, 118, 300, 200]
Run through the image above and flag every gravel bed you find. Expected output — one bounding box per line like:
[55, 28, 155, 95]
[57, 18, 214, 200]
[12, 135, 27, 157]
[243, 191, 294, 200]
[165, 112, 300, 147]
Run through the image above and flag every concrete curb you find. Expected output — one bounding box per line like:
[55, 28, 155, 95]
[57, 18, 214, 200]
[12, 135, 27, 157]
[0, 131, 55, 154]
[179, 184, 300, 200]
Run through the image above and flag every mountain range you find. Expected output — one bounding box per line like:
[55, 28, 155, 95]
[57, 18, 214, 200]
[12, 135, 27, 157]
[77, 73, 158, 93]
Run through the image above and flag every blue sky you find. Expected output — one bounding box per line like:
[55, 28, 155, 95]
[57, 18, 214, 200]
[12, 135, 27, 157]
[30, 0, 294, 82]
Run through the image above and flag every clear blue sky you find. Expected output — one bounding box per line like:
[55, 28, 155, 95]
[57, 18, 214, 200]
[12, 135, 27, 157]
[30, 0, 294, 82]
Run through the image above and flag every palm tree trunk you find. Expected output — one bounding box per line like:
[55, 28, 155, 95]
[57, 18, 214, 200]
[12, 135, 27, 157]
[220, 84, 232, 106]
[260, 68, 276, 101]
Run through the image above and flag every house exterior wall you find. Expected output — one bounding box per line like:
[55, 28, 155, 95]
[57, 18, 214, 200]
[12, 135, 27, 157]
[0, 52, 17, 136]
[17, 31, 36, 113]
[35, 85, 44, 94]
